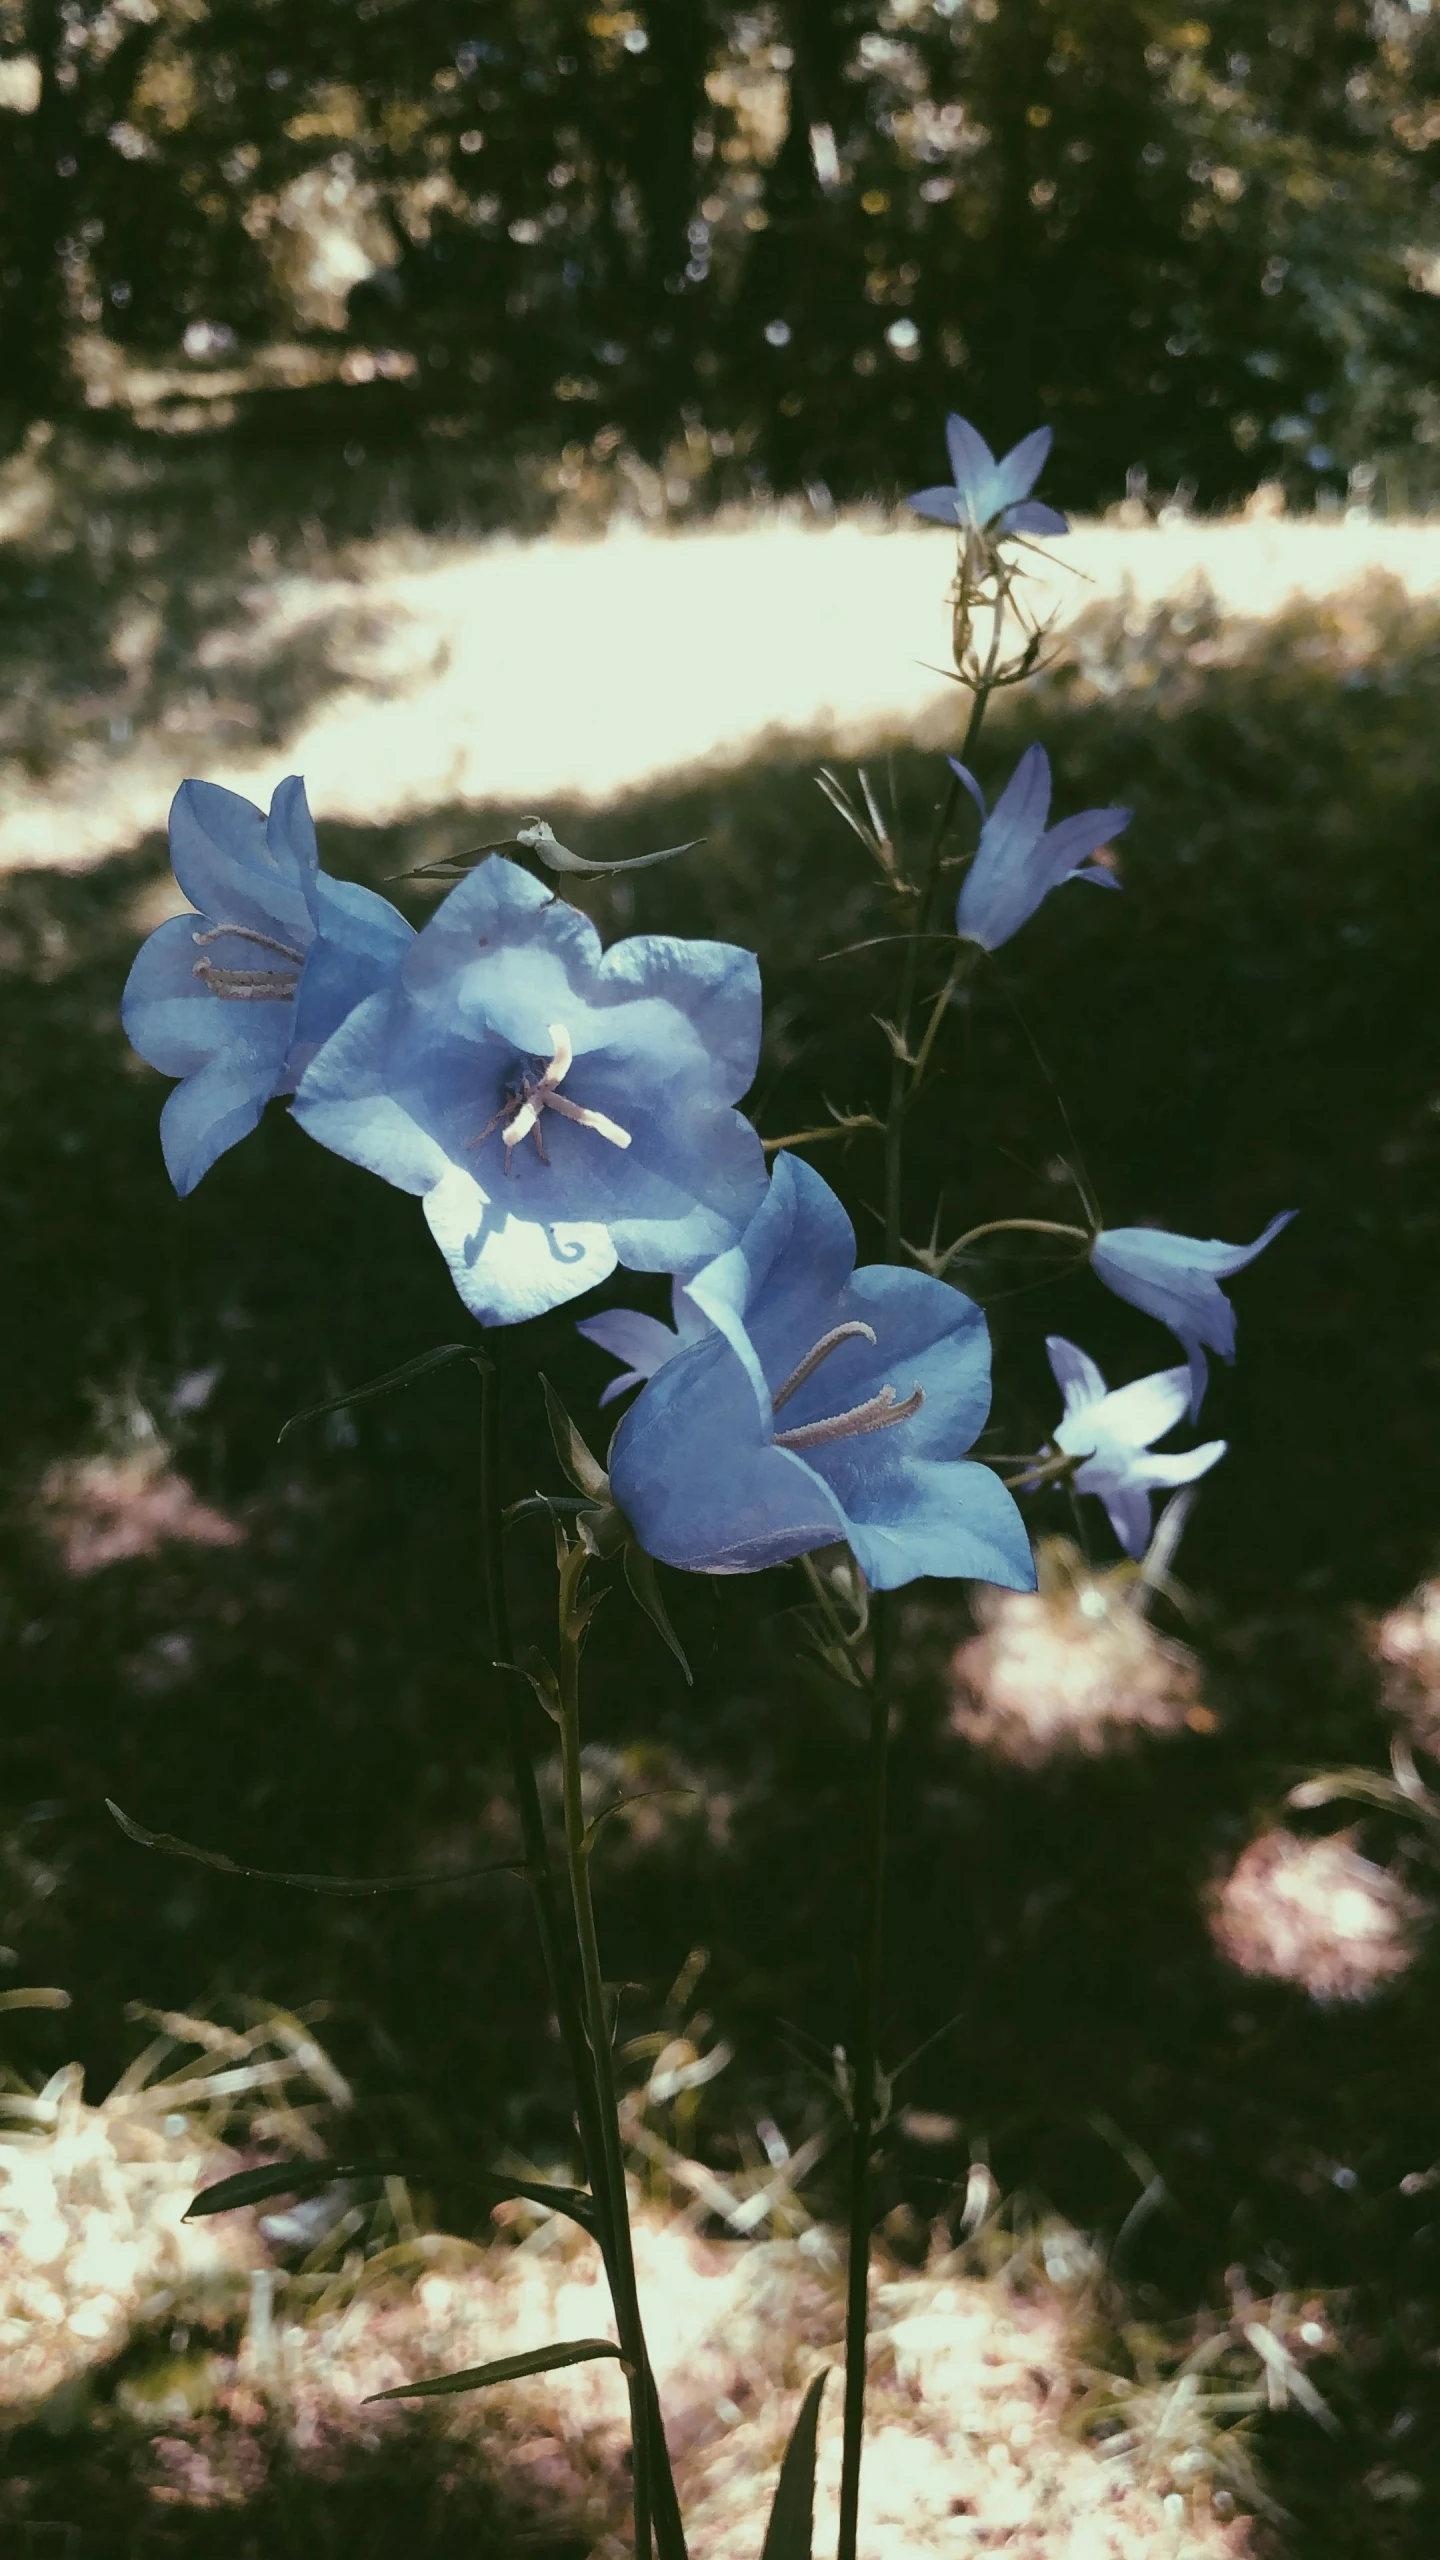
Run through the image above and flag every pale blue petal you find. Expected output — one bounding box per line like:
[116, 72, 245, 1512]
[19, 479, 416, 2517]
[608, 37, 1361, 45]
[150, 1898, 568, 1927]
[1143, 1439, 1227, 1488]
[424, 1161, 616, 1325]
[167, 779, 316, 946]
[945, 412, 997, 504]
[990, 425, 1052, 509]
[576, 1307, 683, 1394]
[844, 1455, 1034, 1593]
[956, 744, 1053, 950]
[158, 1047, 280, 1196]
[288, 875, 415, 1081]
[1037, 806, 1131, 879]
[610, 1331, 848, 1573]
[946, 757, 988, 821]
[1081, 1468, 1153, 1561]
[265, 774, 321, 883]
[292, 989, 456, 1196]
[1092, 1365, 1191, 1450]
[908, 486, 964, 526]
[1045, 1334, 1107, 1420]
[996, 499, 1069, 537]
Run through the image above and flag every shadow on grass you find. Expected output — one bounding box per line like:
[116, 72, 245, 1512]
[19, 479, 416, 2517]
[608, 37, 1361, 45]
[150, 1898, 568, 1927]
[3, 584, 1440, 2552]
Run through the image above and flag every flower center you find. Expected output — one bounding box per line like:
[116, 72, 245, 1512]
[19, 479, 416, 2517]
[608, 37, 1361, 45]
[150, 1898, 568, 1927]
[192, 922, 305, 1001]
[467, 1021, 633, 1175]
[769, 1319, 925, 1451]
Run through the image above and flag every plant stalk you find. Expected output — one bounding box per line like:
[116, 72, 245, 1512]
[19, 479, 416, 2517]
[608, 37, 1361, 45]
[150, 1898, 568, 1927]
[479, 1354, 683, 2559]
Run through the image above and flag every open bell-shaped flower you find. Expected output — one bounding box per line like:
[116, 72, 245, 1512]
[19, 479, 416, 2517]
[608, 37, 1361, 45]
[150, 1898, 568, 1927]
[1090, 1214, 1295, 1418]
[950, 744, 1130, 952]
[1046, 1335, 1226, 1561]
[292, 853, 767, 1326]
[607, 1153, 1035, 1593]
[122, 776, 414, 1196]
[909, 414, 1069, 539]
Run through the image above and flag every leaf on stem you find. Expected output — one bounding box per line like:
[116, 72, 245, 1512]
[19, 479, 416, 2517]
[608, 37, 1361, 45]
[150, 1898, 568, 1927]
[540, 1376, 611, 1501]
[366, 2337, 626, 2401]
[105, 1800, 519, 1897]
[759, 2369, 829, 2560]
[185, 2156, 598, 2235]
[514, 817, 706, 877]
[514, 1646, 564, 1725]
[276, 1344, 488, 1444]
[624, 1540, 692, 1685]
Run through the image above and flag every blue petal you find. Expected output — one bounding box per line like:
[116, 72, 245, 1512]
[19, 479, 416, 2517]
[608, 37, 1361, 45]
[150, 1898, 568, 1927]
[955, 744, 1052, 950]
[287, 874, 415, 1082]
[424, 1161, 617, 1325]
[843, 1454, 1035, 1592]
[944, 413, 997, 505]
[157, 1047, 284, 1197]
[265, 774, 321, 884]
[1045, 1334, 1107, 1419]
[577, 1307, 685, 1402]
[292, 986, 459, 1197]
[610, 1329, 848, 1573]
[167, 780, 316, 947]
[990, 425, 1052, 510]
[946, 757, 988, 822]
[995, 499, 1070, 538]
[908, 486, 964, 526]
[687, 1153, 856, 1423]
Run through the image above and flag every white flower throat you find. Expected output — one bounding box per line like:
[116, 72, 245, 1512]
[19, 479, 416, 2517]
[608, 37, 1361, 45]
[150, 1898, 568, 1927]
[192, 922, 304, 999]
[769, 1319, 924, 1451]
[469, 1022, 633, 1173]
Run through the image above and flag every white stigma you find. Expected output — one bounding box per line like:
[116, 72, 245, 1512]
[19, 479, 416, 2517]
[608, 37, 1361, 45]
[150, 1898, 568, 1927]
[768, 1320, 924, 1450]
[468, 1020, 633, 1173]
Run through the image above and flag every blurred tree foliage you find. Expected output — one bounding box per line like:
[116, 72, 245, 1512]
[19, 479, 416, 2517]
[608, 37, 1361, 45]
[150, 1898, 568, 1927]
[0, 0, 1437, 507]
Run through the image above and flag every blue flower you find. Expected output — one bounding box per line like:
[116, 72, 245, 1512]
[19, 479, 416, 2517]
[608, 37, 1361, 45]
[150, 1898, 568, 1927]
[578, 1280, 710, 1406]
[1090, 1214, 1295, 1418]
[949, 744, 1130, 952]
[122, 776, 414, 1196]
[608, 1153, 1035, 1593]
[1047, 1336, 1226, 1560]
[293, 854, 768, 1327]
[909, 415, 1069, 538]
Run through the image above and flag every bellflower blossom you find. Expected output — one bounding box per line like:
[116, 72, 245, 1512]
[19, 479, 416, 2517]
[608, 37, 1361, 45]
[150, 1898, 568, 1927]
[950, 744, 1130, 952]
[1091, 1214, 1295, 1418]
[608, 1153, 1035, 1593]
[1047, 1336, 1226, 1561]
[909, 415, 1069, 538]
[578, 1279, 710, 1406]
[292, 854, 767, 1326]
[122, 777, 414, 1197]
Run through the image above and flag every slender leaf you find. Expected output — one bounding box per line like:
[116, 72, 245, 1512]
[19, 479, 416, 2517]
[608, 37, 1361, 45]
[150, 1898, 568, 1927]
[186, 2156, 596, 2235]
[277, 1344, 488, 1444]
[624, 1540, 692, 1685]
[0, 1985, 71, 2014]
[106, 1800, 519, 1897]
[515, 817, 705, 877]
[366, 2337, 624, 2402]
[515, 1646, 563, 1725]
[540, 1376, 610, 1500]
[760, 2369, 829, 2560]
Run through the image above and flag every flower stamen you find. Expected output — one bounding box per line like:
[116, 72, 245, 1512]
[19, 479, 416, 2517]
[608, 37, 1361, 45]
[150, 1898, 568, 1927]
[467, 1019, 633, 1171]
[193, 961, 301, 1000]
[193, 923, 307, 963]
[771, 1321, 878, 1413]
[774, 1382, 925, 1451]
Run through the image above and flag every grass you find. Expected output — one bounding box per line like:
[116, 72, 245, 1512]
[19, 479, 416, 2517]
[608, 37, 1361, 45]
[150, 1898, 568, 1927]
[2, 524, 1440, 2547]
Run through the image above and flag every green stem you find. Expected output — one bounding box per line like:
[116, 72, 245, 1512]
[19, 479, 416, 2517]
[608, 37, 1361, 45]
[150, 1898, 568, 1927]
[843, 593, 1012, 2557]
[836, 1598, 893, 2560]
[558, 1547, 662, 2560]
[480, 1359, 682, 2560]
[935, 1215, 1091, 1276]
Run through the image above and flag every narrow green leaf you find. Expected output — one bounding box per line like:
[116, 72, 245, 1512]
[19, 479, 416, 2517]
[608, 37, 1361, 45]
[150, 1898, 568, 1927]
[515, 816, 705, 877]
[760, 2369, 829, 2560]
[185, 2156, 596, 2235]
[624, 1541, 692, 1685]
[539, 1376, 610, 1500]
[516, 1646, 563, 1725]
[105, 1800, 519, 1897]
[366, 2337, 624, 2402]
[277, 1344, 488, 1444]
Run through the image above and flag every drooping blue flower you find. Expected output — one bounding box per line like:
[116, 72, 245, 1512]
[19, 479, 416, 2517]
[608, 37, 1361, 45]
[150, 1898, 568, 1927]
[909, 415, 1069, 538]
[607, 1153, 1035, 1593]
[578, 1279, 710, 1406]
[122, 776, 414, 1196]
[1090, 1214, 1295, 1418]
[949, 744, 1130, 952]
[1046, 1335, 1226, 1561]
[293, 854, 768, 1327]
